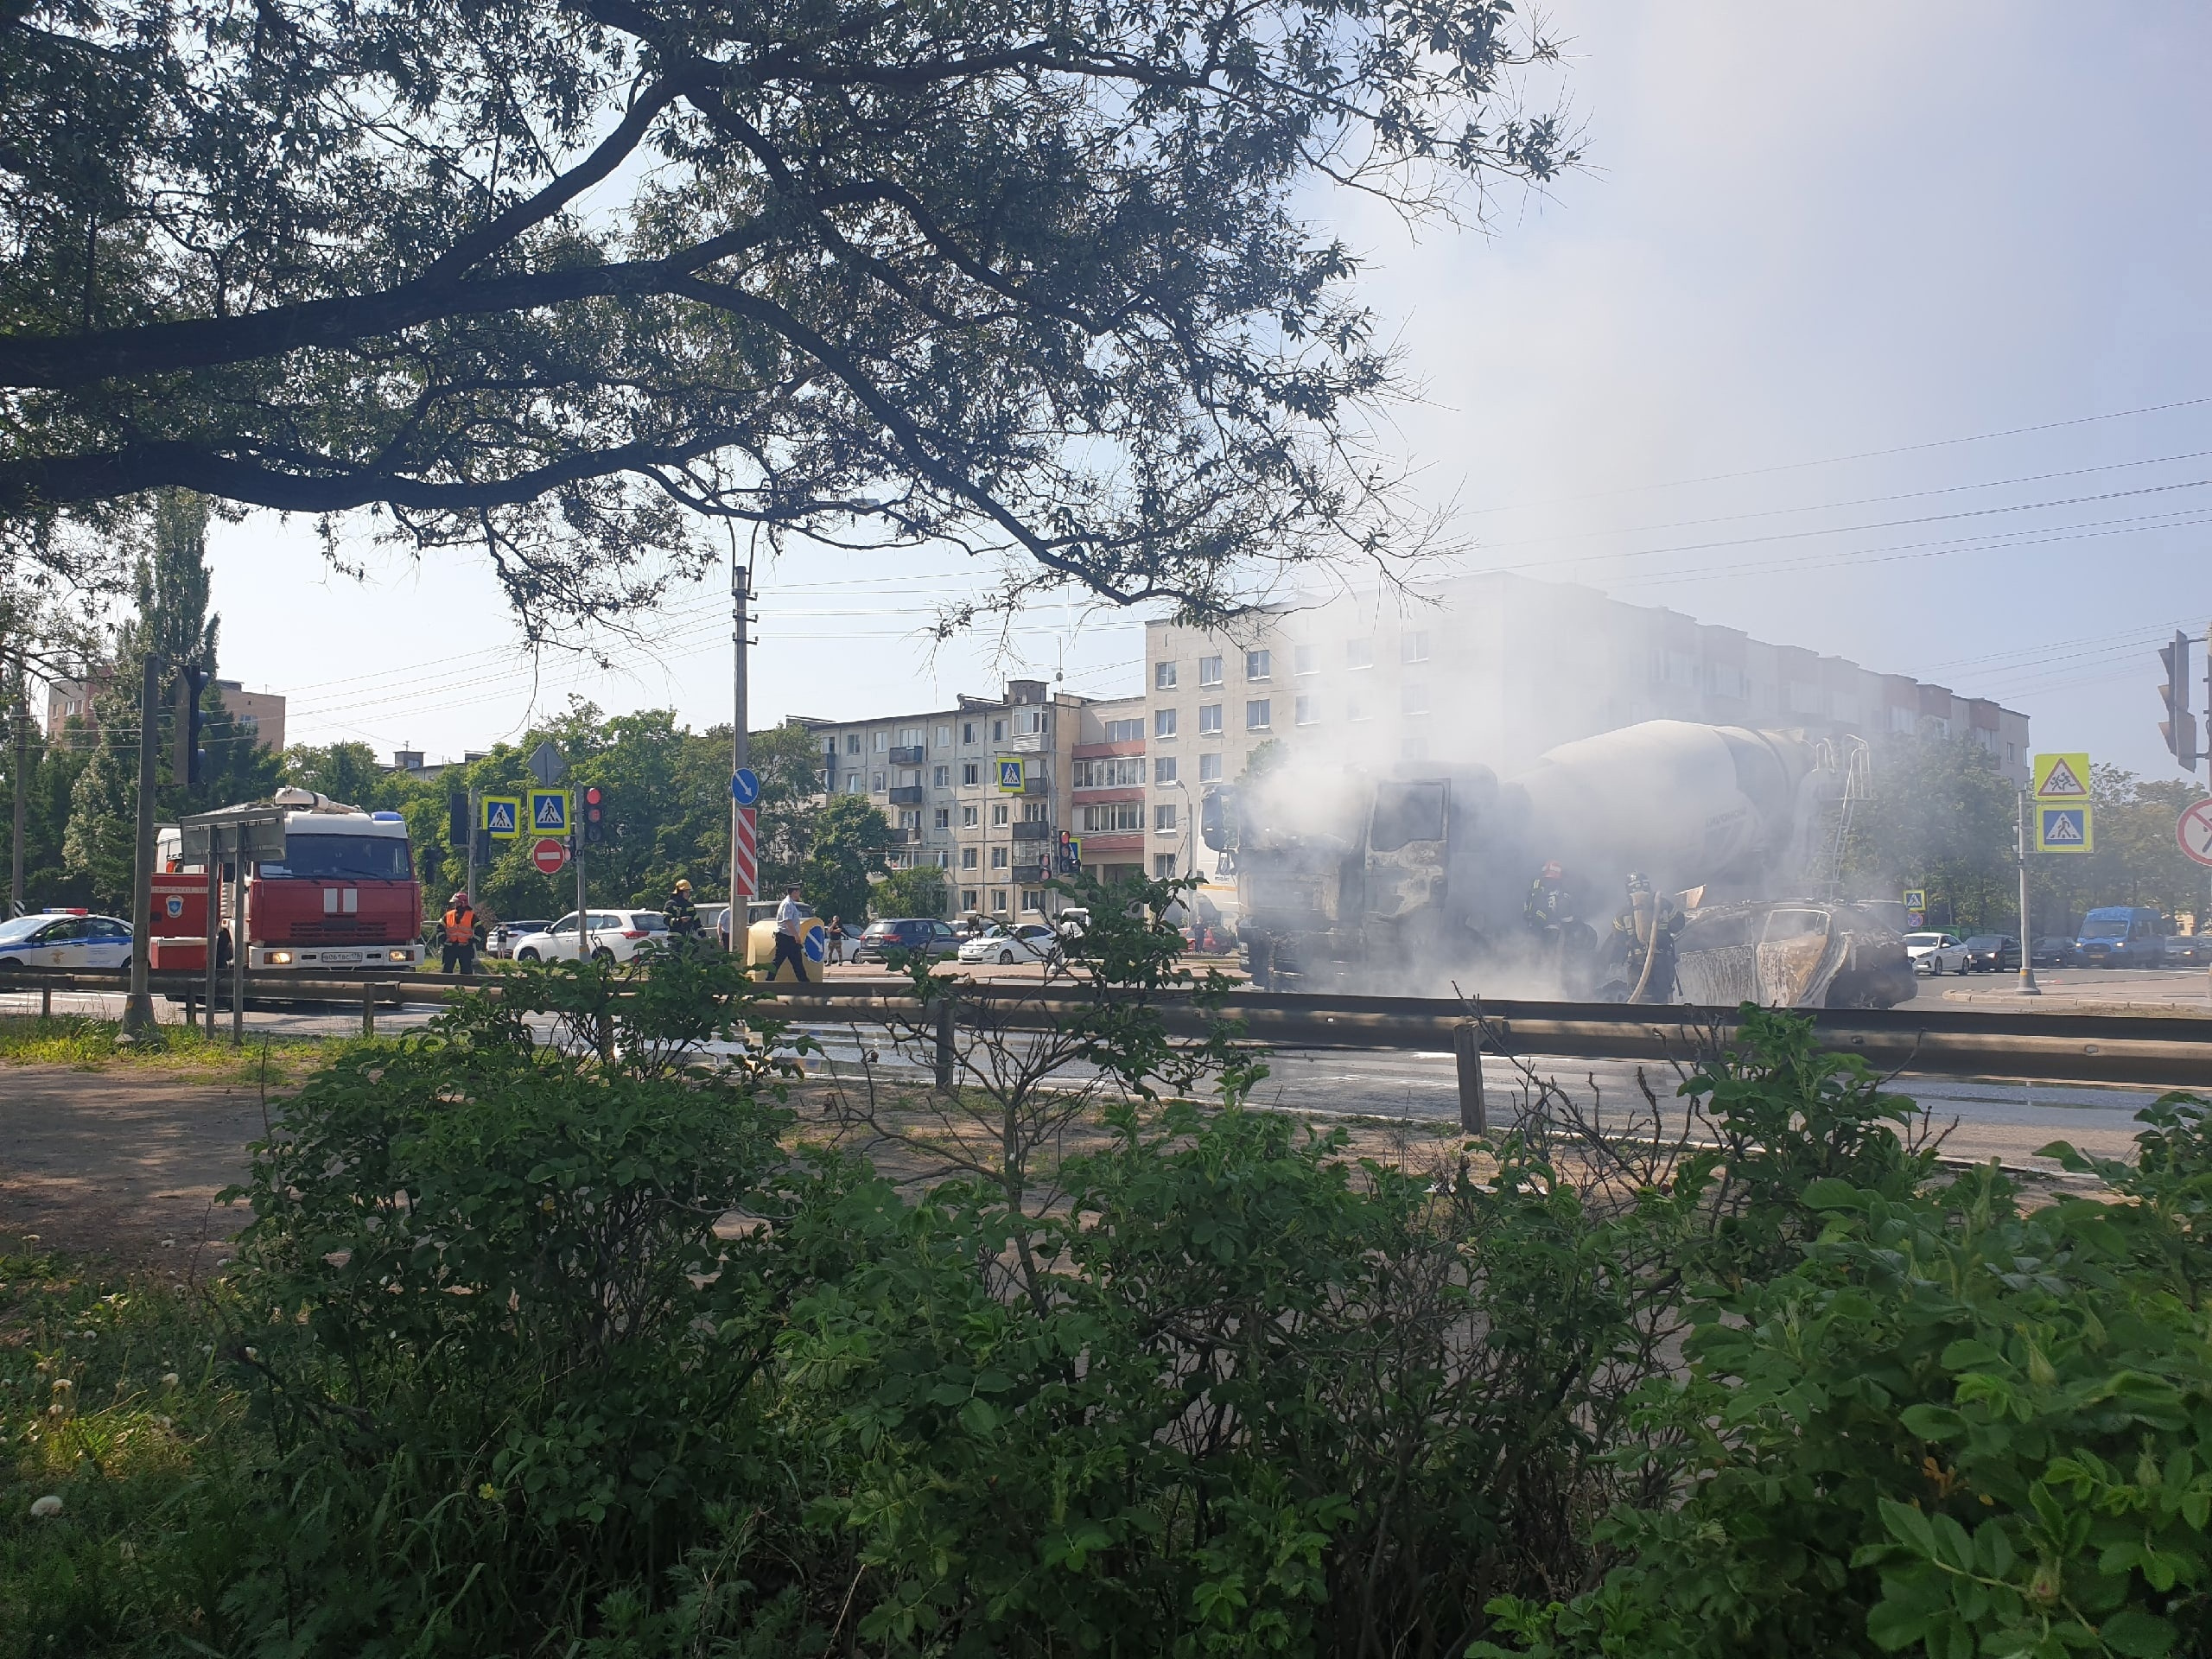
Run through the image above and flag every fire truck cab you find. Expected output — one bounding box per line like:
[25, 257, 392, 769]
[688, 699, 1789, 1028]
[156, 790, 425, 972]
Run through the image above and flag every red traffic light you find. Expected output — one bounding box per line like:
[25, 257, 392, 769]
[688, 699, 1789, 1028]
[584, 786, 604, 805]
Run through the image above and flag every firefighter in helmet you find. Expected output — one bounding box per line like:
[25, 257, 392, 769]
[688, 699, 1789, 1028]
[1524, 861, 1576, 934]
[664, 877, 701, 948]
[441, 891, 478, 976]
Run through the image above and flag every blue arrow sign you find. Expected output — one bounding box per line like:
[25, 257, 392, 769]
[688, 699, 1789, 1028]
[731, 767, 760, 806]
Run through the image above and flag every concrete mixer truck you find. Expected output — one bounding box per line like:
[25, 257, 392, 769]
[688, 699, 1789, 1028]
[1200, 720, 1914, 1008]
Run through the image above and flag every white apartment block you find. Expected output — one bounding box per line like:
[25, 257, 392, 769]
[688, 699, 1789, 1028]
[1140, 572, 2032, 868]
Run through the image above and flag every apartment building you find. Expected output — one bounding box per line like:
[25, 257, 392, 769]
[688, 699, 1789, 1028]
[1140, 573, 2032, 857]
[46, 675, 287, 753]
[797, 679, 1106, 921]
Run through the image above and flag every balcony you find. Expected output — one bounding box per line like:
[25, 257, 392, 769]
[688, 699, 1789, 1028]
[1007, 733, 1046, 754]
[1010, 819, 1053, 842]
[887, 785, 925, 805]
[888, 745, 925, 765]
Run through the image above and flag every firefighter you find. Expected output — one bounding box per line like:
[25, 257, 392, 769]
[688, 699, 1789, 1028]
[1604, 873, 1677, 1003]
[665, 877, 701, 947]
[440, 891, 478, 976]
[1524, 861, 1576, 934]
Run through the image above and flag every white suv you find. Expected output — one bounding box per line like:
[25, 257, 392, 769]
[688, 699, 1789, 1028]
[511, 909, 668, 963]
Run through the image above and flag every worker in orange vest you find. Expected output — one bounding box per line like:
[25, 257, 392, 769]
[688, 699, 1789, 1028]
[441, 891, 478, 976]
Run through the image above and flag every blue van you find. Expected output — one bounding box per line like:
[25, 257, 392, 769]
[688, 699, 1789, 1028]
[2074, 906, 2166, 968]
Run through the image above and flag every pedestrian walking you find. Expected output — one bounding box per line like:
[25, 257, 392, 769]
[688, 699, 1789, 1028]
[826, 914, 846, 964]
[440, 891, 478, 976]
[665, 877, 701, 947]
[772, 883, 810, 982]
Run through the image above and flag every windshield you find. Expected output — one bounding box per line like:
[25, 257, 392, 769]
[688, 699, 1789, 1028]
[0, 913, 57, 942]
[1963, 937, 2000, 950]
[1904, 933, 1944, 947]
[2079, 917, 2129, 938]
[1369, 781, 1446, 854]
[260, 833, 410, 880]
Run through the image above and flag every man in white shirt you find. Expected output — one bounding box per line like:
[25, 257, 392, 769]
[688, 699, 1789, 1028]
[772, 884, 810, 982]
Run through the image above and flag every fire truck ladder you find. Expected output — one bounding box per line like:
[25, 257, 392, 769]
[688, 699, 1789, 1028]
[1817, 737, 1872, 898]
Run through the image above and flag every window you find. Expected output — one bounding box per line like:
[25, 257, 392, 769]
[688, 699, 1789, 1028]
[1080, 802, 1144, 832]
[1155, 708, 1179, 739]
[1022, 799, 1048, 822]
[933, 808, 951, 830]
[1401, 679, 1430, 715]
[962, 761, 980, 785]
[1104, 717, 1143, 743]
[992, 718, 1006, 741]
[991, 846, 1008, 868]
[1347, 696, 1369, 723]
[933, 765, 949, 787]
[1890, 705, 1916, 734]
[963, 847, 978, 868]
[1154, 756, 1178, 784]
[1198, 702, 1223, 734]
[1788, 682, 1824, 715]
[993, 804, 1009, 826]
[991, 889, 1008, 913]
[1155, 661, 1179, 690]
[962, 721, 977, 744]
[1198, 752, 1223, 782]
[1154, 854, 1179, 878]
[936, 851, 952, 868]
[1294, 696, 1318, 726]
[871, 771, 885, 791]
[1370, 781, 1446, 851]
[844, 771, 861, 791]
[1198, 655, 1224, 686]
[962, 804, 979, 827]
[1014, 707, 1047, 735]
[1345, 639, 1374, 670]
[937, 724, 951, 747]
[873, 731, 887, 751]
[899, 809, 920, 830]
[845, 734, 861, 754]
[899, 726, 922, 746]
[1246, 699, 1272, 731]
[1021, 888, 1045, 913]
[1245, 649, 1271, 681]
[1294, 644, 1319, 676]
[962, 888, 978, 910]
[1074, 756, 1145, 787]
[1155, 803, 1179, 831]
[1710, 664, 1748, 700]
[1401, 631, 1430, 664]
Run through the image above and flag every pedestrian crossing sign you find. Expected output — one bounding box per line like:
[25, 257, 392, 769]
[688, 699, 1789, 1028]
[1902, 887, 1926, 912]
[528, 788, 570, 834]
[2032, 753, 2090, 800]
[996, 758, 1025, 792]
[2037, 804, 2093, 855]
[481, 795, 521, 839]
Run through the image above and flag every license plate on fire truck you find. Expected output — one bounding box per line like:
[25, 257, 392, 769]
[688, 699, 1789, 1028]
[317, 950, 362, 963]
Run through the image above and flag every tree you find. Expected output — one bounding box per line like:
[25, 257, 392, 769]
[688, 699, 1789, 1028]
[3, 0, 1573, 632]
[283, 741, 403, 810]
[1842, 735, 2016, 932]
[873, 862, 948, 921]
[60, 491, 278, 907]
[798, 793, 893, 925]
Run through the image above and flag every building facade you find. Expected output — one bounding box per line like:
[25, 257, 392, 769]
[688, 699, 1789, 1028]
[45, 675, 287, 753]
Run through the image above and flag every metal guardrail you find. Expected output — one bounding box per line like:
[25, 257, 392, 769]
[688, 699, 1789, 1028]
[3, 967, 2210, 1094]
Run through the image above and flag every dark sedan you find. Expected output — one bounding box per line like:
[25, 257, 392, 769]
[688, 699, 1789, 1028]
[2031, 936, 2077, 968]
[1961, 934, 2019, 973]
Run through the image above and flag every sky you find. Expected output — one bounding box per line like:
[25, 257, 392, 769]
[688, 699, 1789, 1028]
[198, 0, 2212, 781]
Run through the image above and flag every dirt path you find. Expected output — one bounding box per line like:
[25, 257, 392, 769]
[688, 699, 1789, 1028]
[0, 1065, 276, 1265]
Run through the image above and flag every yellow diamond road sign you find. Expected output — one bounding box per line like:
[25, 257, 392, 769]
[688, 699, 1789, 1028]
[2032, 753, 2089, 800]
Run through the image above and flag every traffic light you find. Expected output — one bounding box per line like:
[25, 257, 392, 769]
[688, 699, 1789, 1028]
[2159, 630, 2198, 769]
[448, 791, 469, 846]
[172, 663, 209, 785]
[582, 785, 606, 845]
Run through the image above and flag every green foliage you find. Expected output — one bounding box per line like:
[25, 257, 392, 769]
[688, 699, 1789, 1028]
[798, 791, 893, 926]
[1844, 734, 2019, 933]
[871, 861, 948, 921]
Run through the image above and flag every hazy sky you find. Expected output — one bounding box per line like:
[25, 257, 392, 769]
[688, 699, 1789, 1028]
[201, 1, 2212, 780]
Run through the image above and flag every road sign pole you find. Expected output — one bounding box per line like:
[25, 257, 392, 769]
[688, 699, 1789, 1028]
[575, 828, 587, 961]
[730, 557, 748, 918]
[124, 652, 164, 1035]
[467, 787, 478, 909]
[2016, 789, 2041, 996]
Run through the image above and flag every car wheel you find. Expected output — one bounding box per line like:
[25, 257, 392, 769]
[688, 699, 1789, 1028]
[998, 948, 1016, 964]
[518, 949, 538, 962]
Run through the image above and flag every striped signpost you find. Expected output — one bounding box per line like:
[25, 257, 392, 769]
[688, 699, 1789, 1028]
[733, 805, 759, 900]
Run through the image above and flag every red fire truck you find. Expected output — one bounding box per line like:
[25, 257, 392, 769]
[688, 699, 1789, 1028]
[151, 789, 425, 972]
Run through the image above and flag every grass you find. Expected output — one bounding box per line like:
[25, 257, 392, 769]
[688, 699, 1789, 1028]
[0, 1250, 252, 1656]
[0, 1013, 370, 1081]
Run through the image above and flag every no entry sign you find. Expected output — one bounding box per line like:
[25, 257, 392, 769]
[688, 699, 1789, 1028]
[2178, 800, 2212, 868]
[532, 836, 570, 874]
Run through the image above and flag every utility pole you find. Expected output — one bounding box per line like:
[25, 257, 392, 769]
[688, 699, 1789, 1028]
[467, 786, 479, 911]
[729, 557, 749, 917]
[123, 652, 164, 1034]
[2014, 789, 2041, 997]
[10, 655, 27, 918]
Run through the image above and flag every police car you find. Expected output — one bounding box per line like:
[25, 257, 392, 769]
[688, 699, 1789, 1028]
[0, 910, 135, 970]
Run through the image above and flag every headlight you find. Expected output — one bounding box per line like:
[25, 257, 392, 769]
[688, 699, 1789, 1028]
[268, 950, 292, 964]
[388, 949, 411, 961]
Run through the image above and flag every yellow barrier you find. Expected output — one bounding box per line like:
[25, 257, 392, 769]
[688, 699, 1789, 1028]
[746, 915, 830, 982]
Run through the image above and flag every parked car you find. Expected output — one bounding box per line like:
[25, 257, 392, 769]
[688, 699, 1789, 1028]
[2074, 906, 2166, 969]
[696, 904, 730, 949]
[0, 910, 133, 970]
[510, 909, 669, 963]
[851, 917, 962, 963]
[2031, 935, 2078, 968]
[957, 922, 1062, 965]
[2164, 931, 2212, 966]
[1904, 931, 1972, 975]
[488, 918, 550, 959]
[1961, 934, 2019, 973]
